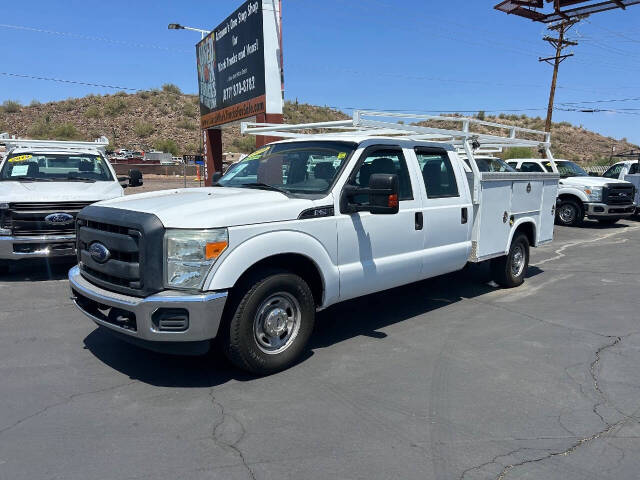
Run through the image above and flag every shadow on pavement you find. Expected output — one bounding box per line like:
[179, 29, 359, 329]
[83, 262, 528, 385]
[0, 258, 76, 282]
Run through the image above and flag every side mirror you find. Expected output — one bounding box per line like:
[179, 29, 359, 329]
[212, 171, 223, 183]
[368, 174, 399, 214]
[117, 176, 129, 188]
[128, 169, 143, 187]
[340, 173, 399, 215]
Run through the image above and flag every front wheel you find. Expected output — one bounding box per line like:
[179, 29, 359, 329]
[221, 270, 316, 375]
[555, 199, 583, 227]
[0, 260, 9, 275]
[490, 233, 530, 288]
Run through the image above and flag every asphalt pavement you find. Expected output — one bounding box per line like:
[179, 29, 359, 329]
[1, 218, 640, 480]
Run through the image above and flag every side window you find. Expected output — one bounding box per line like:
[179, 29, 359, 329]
[416, 149, 459, 199]
[630, 163, 638, 175]
[352, 148, 413, 201]
[507, 161, 518, 169]
[603, 164, 624, 179]
[520, 162, 545, 173]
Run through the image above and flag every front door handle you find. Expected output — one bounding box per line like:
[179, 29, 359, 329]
[461, 207, 468, 224]
[415, 212, 423, 230]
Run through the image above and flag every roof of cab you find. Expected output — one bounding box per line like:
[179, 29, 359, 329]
[5, 147, 104, 156]
[267, 135, 457, 151]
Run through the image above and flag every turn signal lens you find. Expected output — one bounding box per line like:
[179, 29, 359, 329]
[205, 241, 228, 260]
[388, 194, 399, 208]
[584, 189, 592, 195]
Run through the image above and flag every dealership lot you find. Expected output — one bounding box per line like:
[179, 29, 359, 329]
[1, 219, 640, 480]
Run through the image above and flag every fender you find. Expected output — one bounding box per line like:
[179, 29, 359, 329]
[507, 217, 537, 250]
[204, 230, 340, 308]
[557, 186, 589, 204]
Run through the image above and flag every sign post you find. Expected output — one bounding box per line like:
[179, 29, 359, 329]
[196, 0, 283, 186]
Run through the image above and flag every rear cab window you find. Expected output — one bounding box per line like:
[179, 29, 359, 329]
[415, 148, 459, 199]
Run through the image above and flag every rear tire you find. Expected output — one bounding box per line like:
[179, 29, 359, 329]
[597, 218, 619, 225]
[490, 233, 529, 288]
[221, 270, 316, 375]
[0, 260, 9, 275]
[555, 199, 583, 227]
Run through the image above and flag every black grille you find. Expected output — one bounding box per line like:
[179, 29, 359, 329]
[603, 184, 635, 205]
[4, 202, 92, 236]
[77, 206, 165, 297]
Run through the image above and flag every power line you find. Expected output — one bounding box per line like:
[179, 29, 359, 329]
[0, 23, 192, 54]
[559, 96, 640, 105]
[0, 71, 141, 91]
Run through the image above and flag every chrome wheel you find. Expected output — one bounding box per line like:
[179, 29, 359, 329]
[511, 244, 526, 278]
[253, 292, 301, 354]
[558, 204, 577, 224]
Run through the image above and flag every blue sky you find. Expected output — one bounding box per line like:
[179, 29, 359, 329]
[1, 0, 639, 144]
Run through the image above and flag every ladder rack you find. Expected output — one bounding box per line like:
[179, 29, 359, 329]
[240, 110, 558, 203]
[0, 133, 109, 154]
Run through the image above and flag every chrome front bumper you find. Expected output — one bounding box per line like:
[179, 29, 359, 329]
[69, 265, 228, 350]
[584, 202, 635, 218]
[0, 234, 76, 260]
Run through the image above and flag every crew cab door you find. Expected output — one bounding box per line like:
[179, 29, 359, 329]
[336, 145, 423, 301]
[413, 148, 472, 278]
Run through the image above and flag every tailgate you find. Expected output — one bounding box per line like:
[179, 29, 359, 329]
[470, 172, 559, 262]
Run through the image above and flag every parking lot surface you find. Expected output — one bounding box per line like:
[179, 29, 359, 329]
[2, 219, 640, 479]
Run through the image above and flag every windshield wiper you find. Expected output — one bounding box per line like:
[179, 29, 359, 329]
[13, 177, 53, 182]
[65, 176, 97, 183]
[240, 183, 289, 194]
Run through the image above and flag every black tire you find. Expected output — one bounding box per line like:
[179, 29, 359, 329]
[490, 233, 530, 288]
[221, 270, 316, 375]
[555, 198, 583, 227]
[597, 218, 619, 225]
[0, 260, 9, 275]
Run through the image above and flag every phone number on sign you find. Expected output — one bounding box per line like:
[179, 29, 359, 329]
[222, 76, 256, 102]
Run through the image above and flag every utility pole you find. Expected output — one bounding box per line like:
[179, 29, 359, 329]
[539, 19, 579, 132]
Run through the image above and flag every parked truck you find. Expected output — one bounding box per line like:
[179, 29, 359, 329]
[69, 112, 559, 374]
[0, 135, 143, 274]
[602, 159, 640, 212]
[507, 158, 636, 226]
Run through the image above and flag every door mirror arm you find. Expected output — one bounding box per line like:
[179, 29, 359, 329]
[340, 174, 400, 215]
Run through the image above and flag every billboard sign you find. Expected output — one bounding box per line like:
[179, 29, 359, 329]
[197, 0, 282, 129]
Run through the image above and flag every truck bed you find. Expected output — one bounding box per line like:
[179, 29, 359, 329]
[469, 172, 560, 262]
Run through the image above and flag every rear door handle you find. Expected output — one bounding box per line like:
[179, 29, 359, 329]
[415, 212, 423, 230]
[461, 207, 468, 224]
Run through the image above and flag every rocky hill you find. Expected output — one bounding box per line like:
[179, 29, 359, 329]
[0, 86, 635, 164]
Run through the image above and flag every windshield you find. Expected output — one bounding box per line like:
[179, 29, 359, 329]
[464, 157, 516, 173]
[0, 153, 113, 182]
[218, 141, 356, 194]
[544, 160, 588, 178]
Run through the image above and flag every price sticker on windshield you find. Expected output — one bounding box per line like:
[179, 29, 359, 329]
[9, 154, 33, 162]
[11, 165, 29, 176]
[337, 152, 347, 160]
[246, 146, 270, 161]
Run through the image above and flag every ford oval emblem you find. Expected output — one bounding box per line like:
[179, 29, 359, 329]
[89, 242, 111, 264]
[44, 213, 74, 226]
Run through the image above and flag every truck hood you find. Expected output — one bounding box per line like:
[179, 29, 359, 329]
[96, 187, 320, 228]
[559, 176, 630, 187]
[0, 180, 123, 203]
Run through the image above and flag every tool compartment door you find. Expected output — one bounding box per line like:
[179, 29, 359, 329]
[471, 172, 559, 262]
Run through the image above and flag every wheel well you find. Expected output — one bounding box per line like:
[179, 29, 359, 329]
[514, 222, 535, 247]
[558, 193, 584, 208]
[233, 253, 324, 307]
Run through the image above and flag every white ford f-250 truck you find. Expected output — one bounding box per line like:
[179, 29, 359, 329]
[601, 159, 640, 213]
[69, 112, 559, 374]
[0, 135, 142, 274]
[507, 158, 636, 226]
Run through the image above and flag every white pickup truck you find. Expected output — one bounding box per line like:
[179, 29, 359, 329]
[601, 159, 640, 213]
[0, 135, 142, 273]
[68, 112, 559, 374]
[507, 158, 636, 226]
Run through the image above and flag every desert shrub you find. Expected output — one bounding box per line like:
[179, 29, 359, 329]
[28, 118, 52, 138]
[138, 90, 150, 99]
[176, 118, 197, 130]
[84, 105, 101, 119]
[501, 147, 534, 160]
[162, 83, 182, 95]
[51, 123, 83, 140]
[182, 103, 198, 118]
[153, 138, 179, 156]
[230, 135, 256, 153]
[476, 110, 486, 121]
[30, 99, 41, 107]
[104, 96, 128, 116]
[2, 100, 21, 113]
[134, 121, 155, 137]
[114, 91, 128, 97]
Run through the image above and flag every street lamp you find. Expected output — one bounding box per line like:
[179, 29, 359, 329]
[168, 23, 210, 39]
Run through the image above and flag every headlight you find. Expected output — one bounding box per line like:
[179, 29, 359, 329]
[583, 186, 603, 202]
[165, 229, 228, 290]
